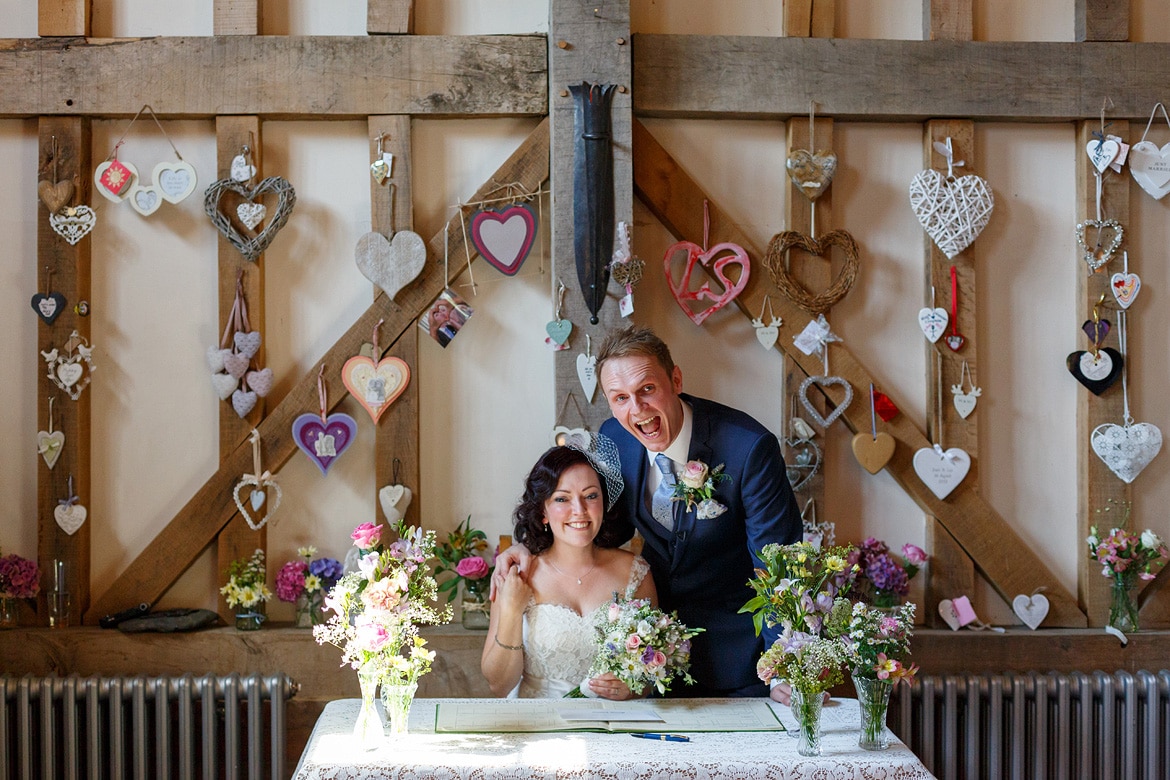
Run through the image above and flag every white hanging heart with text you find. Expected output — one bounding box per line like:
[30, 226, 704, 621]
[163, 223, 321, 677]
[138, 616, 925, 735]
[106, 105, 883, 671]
[1128, 140, 1170, 200]
[913, 445, 971, 500]
[1012, 593, 1050, 630]
[577, 354, 598, 403]
[54, 502, 87, 535]
[1087, 139, 1121, 173]
[918, 307, 948, 343]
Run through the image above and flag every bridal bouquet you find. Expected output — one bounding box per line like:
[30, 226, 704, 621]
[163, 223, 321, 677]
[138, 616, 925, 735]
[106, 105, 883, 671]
[567, 595, 703, 697]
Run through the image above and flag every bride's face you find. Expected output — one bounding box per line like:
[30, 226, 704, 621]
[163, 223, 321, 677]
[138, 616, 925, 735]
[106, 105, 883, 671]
[543, 463, 605, 547]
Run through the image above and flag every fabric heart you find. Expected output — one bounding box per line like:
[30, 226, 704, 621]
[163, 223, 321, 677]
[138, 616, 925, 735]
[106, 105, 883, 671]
[1012, 593, 1050, 630]
[207, 346, 230, 373]
[1091, 422, 1163, 483]
[1082, 318, 1110, 344]
[753, 322, 779, 351]
[355, 230, 427, 301]
[94, 158, 138, 202]
[786, 149, 837, 201]
[49, 206, 96, 246]
[38, 180, 74, 213]
[245, 368, 274, 398]
[31, 292, 67, 325]
[945, 334, 965, 352]
[292, 413, 358, 475]
[872, 390, 899, 422]
[232, 476, 283, 531]
[908, 169, 994, 259]
[784, 438, 821, 491]
[37, 430, 65, 469]
[1128, 141, 1170, 200]
[546, 319, 572, 346]
[851, 431, 895, 475]
[231, 389, 258, 418]
[1075, 219, 1124, 273]
[234, 331, 262, 359]
[154, 160, 198, 203]
[128, 183, 163, 217]
[469, 203, 538, 276]
[379, 484, 413, 524]
[937, 599, 962, 631]
[222, 352, 250, 379]
[552, 426, 590, 449]
[55, 502, 87, 535]
[1067, 348, 1122, 395]
[763, 230, 859, 316]
[341, 354, 410, 424]
[210, 372, 238, 400]
[237, 202, 266, 229]
[798, 375, 853, 428]
[918, 307, 948, 343]
[913, 445, 971, 500]
[1087, 138, 1121, 173]
[1110, 272, 1141, 309]
[664, 240, 751, 325]
[953, 392, 978, 419]
[204, 176, 297, 263]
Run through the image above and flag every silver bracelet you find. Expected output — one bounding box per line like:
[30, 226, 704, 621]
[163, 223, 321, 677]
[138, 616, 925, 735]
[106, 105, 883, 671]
[494, 634, 523, 652]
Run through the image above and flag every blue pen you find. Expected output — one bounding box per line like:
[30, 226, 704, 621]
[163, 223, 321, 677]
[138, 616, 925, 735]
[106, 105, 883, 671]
[630, 732, 690, 742]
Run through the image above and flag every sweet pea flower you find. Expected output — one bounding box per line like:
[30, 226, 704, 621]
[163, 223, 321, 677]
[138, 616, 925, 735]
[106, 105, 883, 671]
[680, 460, 709, 489]
[901, 544, 928, 566]
[351, 522, 382, 550]
[358, 551, 379, 580]
[455, 556, 490, 580]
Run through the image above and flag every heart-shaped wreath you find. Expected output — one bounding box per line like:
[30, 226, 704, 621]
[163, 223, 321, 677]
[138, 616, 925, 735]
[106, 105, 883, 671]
[763, 230, 860, 316]
[204, 176, 297, 262]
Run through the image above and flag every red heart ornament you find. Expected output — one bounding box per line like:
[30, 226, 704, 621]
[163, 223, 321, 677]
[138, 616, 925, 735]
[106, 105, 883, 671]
[663, 241, 750, 325]
[469, 203, 538, 276]
[872, 389, 899, 422]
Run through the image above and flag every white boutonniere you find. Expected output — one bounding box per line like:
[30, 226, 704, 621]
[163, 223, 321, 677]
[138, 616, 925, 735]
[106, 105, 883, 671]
[672, 460, 730, 519]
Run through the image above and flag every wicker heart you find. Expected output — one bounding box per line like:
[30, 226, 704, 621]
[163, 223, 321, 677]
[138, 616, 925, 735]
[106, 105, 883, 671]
[128, 183, 163, 216]
[341, 354, 410, 423]
[1067, 348, 1122, 395]
[49, 206, 96, 246]
[1110, 272, 1141, 309]
[469, 203, 538, 276]
[798, 375, 853, 428]
[55, 502, 87, 535]
[1129, 141, 1170, 200]
[786, 149, 837, 201]
[204, 176, 297, 263]
[232, 476, 282, 531]
[379, 484, 413, 524]
[909, 169, 994, 259]
[292, 412, 358, 476]
[210, 372, 237, 400]
[852, 431, 895, 475]
[355, 230, 427, 301]
[94, 159, 138, 202]
[1075, 219, 1123, 273]
[611, 257, 644, 288]
[763, 230, 859, 316]
[222, 352, 249, 379]
[237, 202, 266, 230]
[1091, 422, 1163, 483]
[231, 389, 257, 418]
[234, 331, 262, 359]
[31, 292, 67, 325]
[38, 180, 74, 213]
[154, 160, 198, 204]
[913, 446, 971, 500]
[245, 368, 273, 398]
[1012, 593, 1049, 630]
[38, 430, 65, 469]
[664, 240, 750, 326]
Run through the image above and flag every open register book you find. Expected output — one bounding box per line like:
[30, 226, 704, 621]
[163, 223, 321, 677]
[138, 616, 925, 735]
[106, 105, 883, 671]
[435, 698, 786, 734]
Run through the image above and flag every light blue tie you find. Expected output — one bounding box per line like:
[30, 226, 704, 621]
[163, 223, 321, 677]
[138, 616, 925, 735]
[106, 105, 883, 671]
[652, 454, 677, 530]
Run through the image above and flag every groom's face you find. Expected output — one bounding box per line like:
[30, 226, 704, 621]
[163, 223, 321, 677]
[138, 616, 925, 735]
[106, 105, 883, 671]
[600, 354, 685, 453]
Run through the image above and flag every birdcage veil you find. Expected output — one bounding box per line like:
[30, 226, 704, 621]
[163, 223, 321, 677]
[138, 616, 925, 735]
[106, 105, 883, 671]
[563, 432, 625, 510]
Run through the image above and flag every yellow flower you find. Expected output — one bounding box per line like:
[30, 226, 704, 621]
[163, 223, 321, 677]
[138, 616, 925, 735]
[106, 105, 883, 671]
[824, 555, 846, 572]
[305, 574, 322, 593]
[297, 545, 318, 559]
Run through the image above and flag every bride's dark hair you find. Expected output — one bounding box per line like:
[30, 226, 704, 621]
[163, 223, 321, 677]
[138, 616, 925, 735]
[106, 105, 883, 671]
[513, 446, 624, 555]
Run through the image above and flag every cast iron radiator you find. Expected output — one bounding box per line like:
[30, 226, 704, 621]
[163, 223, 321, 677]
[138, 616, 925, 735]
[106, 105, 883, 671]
[889, 670, 1170, 780]
[0, 673, 297, 780]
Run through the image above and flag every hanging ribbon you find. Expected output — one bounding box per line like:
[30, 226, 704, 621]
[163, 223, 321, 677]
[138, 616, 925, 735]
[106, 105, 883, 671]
[317, 364, 329, 424]
[932, 443, 960, 463]
[244, 428, 272, 485]
[220, 270, 253, 350]
[948, 265, 962, 344]
[58, 475, 80, 509]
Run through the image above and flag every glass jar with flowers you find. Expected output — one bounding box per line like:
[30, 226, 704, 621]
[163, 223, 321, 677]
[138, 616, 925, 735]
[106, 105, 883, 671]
[1087, 510, 1169, 633]
[0, 550, 41, 629]
[846, 602, 918, 750]
[847, 537, 928, 609]
[314, 520, 451, 747]
[220, 549, 271, 630]
[276, 546, 343, 627]
[434, 516, 494, 630]
[743, 542, 857, 756]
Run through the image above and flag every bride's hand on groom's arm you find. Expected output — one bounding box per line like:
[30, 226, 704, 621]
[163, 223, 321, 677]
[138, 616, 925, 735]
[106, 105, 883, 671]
[586, 673, 638, 701]
[491, 544, 532, 601]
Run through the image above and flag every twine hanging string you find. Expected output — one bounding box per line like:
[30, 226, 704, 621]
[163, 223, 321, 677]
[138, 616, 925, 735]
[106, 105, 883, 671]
[316, 365, 329, 425]
[447, 209, 480, 296]
[244, 428, 272, 484]
[556, 391, 587, 428]
[392, 457, 402, 486]
[553, 279, 568, 321]
[103, 104, 186, 163]
[371, 318, 384, 360]
[1138, 102, 1170, 145]
[869, 382, 878, 442]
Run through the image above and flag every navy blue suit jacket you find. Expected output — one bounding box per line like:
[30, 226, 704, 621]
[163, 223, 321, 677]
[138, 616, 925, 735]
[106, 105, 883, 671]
[600, 393, 801, 695]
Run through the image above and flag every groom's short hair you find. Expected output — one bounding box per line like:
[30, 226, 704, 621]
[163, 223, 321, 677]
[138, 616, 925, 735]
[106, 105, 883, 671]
[596, 325, 675, 378]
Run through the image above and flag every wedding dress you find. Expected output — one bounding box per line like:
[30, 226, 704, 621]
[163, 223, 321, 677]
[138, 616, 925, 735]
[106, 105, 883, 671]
[517, 555, 649, 698]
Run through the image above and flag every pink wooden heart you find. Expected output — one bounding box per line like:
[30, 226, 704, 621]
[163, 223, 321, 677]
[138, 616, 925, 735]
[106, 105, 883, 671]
[469, 203, 538, 276]
[341, 354, 410, 424]
[292, 413, 358, 475]
[663, 240, 751, 325]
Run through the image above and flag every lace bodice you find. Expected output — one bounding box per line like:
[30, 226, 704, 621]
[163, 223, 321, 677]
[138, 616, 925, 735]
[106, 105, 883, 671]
[517, 555, 649, 698]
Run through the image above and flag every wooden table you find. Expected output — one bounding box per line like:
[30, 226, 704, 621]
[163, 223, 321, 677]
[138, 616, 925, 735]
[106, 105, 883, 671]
[293, 697, 936, 779]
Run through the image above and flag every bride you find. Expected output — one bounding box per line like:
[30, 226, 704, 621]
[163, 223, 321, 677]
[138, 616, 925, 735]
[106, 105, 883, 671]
[482, 445, 657, 699]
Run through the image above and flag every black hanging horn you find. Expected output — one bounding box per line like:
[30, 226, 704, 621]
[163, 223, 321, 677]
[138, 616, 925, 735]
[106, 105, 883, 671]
[570, 82, 617, 325]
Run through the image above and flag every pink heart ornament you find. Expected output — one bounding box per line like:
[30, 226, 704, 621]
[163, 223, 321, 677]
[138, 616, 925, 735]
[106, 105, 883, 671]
[469, 203, 538, 276]
[292, 413, 358, 475]
[245, 368, 274, 398]
[210, 372, 238, 400]
[234, 331, 262, 359]
[664, 240, 751, 326]
[1110, 272, 1141, 309]
[222, 352, 250, 379]
[232, 389, 258, 418]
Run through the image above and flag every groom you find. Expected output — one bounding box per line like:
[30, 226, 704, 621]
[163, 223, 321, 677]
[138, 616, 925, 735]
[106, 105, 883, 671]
[595, 325, 801, 698]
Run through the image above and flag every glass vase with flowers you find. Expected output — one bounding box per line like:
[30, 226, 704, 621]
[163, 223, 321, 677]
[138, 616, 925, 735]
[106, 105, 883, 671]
[0, 550, 40, 629]
[276, 546, 343, 627]
[434, 516, 494, 630]
[846, 602, 918, 750]
[220, 549, 271, 630]
[1087, 506, 1169, 634]
[847, 537, 927, 609]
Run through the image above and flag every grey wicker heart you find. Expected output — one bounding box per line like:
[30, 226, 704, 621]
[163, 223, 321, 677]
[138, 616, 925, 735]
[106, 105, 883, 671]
[798, 375, 854, 428]
[909, 169, 994, 259]
[1091, 422, 1162, 484]
[204, 176, 296, 262]
[355, 230, 427, 301]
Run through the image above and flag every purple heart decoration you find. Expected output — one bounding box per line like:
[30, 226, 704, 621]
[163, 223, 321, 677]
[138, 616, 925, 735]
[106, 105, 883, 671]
[292, 412, 358, 475]
[31, 292, 67, 325]
[469, 203, 538, 276]
[1082, 318, 1111, 345]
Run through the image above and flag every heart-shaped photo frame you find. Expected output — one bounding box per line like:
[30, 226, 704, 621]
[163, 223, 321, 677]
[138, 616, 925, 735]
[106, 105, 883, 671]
[663, 240, 750, 326]
[232, 476, 282, 531]
[128, 183, 163, 217]
[355, 230, 427, 301]
[1075, 219, 1124, 273]
[94, 158, 139, 202]
[204, 176, 297, 262]
[469, 203, 538, 276]
[341, 354, 410, 424]
[153, 160, 198, 204]
[1012, 593, 1050, 630]
[292, 412, 358, 476]
[763, 230, 859, 316]
[798, 375, 854, 428]
[786, 149, 838, 201]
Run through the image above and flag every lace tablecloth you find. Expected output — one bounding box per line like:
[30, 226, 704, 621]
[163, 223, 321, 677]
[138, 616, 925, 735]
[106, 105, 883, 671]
[293, 698, 936, 780]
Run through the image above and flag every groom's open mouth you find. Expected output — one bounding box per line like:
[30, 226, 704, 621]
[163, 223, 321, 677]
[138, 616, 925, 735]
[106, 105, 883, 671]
[634, 415, 662, 439]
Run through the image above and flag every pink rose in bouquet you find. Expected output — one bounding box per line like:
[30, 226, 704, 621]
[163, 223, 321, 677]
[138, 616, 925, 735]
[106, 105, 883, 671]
[680, 460, 709, 490]
[455, 556, 490, 580]
[351, 522, 383, 550]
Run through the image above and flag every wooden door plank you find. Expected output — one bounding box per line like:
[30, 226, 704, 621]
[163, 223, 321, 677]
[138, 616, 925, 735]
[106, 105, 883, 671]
[213, 0, 261, 36]
[368, 0, 413, 35]
[632, 119, 1086, 626]
[1076, 0, 1129, 42]
[83, 118, 550, 623]
[0, 36, 547, 118]
[38, 0, 90, 37]
[36, 117, 91, 627]
[923, 0, 972, 42]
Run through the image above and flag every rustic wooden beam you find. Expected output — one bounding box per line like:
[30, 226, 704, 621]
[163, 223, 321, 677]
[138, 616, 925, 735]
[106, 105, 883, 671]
[38, 0, 90, 37]
[36, 117, 90, 627]
[214, 117, 266, 624]
[923, 0, 972, 42]
[783, 0, 834, 38]
[1076, 0, 1128, 43]
[83, 118, 550, 624]
[0, 36, 546, 118]
[632, 118, 1086, 626]
[213, 0, 261, 36]
[368, 0, 413, 35]
[632, 36, 1170, 122]
[549, 0, 632, 431]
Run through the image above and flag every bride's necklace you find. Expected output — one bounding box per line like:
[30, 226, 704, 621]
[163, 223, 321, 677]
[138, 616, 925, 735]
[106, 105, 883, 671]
[545, 556, 597, 586]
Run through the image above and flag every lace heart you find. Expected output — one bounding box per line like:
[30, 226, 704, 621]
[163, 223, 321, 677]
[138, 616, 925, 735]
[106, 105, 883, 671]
[49, 206, 97, 246]
[1091, 422, 1163, 484]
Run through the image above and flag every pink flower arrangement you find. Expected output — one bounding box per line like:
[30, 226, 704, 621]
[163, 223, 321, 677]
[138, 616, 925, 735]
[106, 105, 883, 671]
[275, 561, 309, 602]
[1087, 525, 1169, 581]
[434, 516, 493, 603]
[0, 553, 40, 599]
[847, 537, 928, 608]
[351, 522, 382, 550]
[455, 556, 490, 580]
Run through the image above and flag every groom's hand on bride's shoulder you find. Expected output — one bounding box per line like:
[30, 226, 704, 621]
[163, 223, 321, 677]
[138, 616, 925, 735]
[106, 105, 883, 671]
[490, 544, 532, 601]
